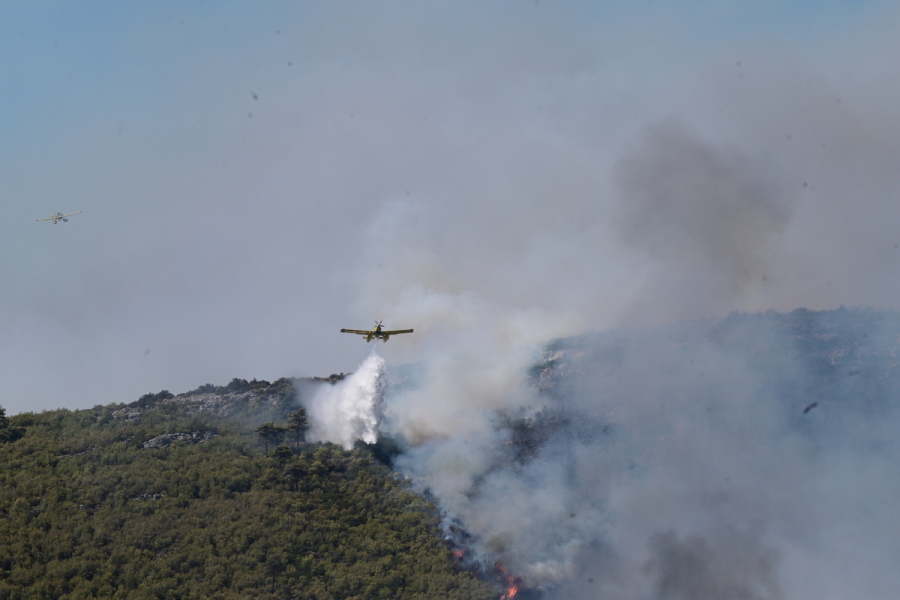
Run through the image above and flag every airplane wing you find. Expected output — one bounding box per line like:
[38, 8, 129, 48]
[61, 211, 81, 218]
[341, 329, 374, 335]
[381, 329, 414, 335]
[36, 217, 55, 221]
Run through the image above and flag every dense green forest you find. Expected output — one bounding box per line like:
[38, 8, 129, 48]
[0, 379, 498, 600]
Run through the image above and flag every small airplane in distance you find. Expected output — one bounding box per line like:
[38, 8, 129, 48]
[341, 321, 414, 343]
[37, 211, 81, 224]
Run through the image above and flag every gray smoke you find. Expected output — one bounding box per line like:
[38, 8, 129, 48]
[383, 311, 900, 599]
[613, 122, 798, 322]
[643, 529, 783, 600]
[358, 109, 900, 598]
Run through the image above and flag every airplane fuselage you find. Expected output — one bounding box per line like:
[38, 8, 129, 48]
[363, 325, 386, 343]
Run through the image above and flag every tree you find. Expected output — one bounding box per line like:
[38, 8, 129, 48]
[284, 461, 307, 491]
[286, 409, 309, 448]
[0, 406, 23, 443]
[255, 422, 285, 454]
[226, 378, 250, 393]
[271, 445, 293, 467]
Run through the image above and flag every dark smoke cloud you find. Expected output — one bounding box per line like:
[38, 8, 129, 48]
[613, 122, 797, 322]
[644, 530, 783, 600]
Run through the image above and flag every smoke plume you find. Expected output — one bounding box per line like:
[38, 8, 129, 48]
[315, 5, 900, 597]
[613, 122, 798, 322]
[380, 311, 900, 599]
[643, 529, 783, 600]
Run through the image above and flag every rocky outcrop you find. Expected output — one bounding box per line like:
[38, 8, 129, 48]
[158, 391, 278, 416]
[110, 391, 281, 424]
[142, 431, 218, 450]
[110, 407, 142, 421]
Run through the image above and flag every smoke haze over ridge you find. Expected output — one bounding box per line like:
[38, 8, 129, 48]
[383, 310, 900, 599]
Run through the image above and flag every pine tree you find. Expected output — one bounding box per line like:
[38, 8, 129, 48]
[255, 422, 285, 454]
[286, 409, 309, 448]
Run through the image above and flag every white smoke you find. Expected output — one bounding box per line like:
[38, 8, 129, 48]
[305, 350, 387, 450]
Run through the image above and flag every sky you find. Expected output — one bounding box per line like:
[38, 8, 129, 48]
[2, 0, 900, 414]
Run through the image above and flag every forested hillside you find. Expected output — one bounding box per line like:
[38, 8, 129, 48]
[0, 379, 497, 600]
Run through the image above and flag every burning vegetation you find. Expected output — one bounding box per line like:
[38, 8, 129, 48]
[494, 562, 523, 599]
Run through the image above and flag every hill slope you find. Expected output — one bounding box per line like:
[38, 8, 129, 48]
[0, 384, 497, 600]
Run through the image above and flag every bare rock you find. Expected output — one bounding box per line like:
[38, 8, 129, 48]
[142, 431, 218, 450]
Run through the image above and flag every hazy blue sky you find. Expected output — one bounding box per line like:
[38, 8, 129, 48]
[2, 0, 899, 413]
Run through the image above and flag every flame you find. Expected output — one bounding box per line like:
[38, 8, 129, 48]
[501, 578, 520, 600]
[452, 549, 466, 559]
[494, 561, 522, 600]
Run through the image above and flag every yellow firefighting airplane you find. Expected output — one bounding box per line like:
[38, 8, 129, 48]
[341, 321, 414, 343]
[36, 211, 81, 224]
